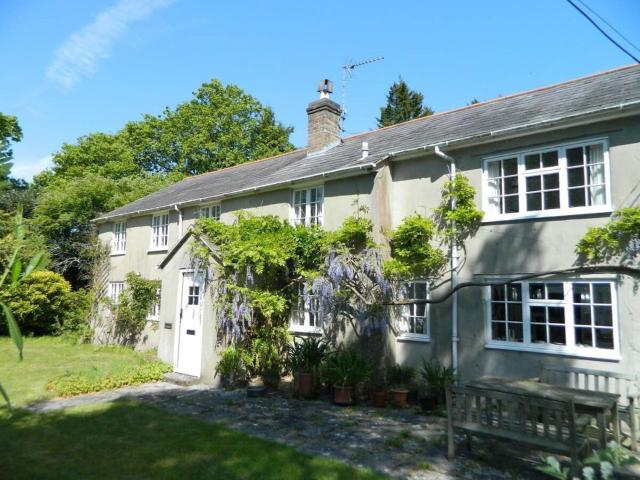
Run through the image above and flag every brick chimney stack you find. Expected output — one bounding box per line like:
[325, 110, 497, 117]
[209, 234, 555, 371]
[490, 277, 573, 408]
[306, 79, 341, 154]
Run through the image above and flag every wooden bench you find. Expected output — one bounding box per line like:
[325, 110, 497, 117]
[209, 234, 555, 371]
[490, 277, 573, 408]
[446, 385, 589, 475]
[542, 364, 640, 451]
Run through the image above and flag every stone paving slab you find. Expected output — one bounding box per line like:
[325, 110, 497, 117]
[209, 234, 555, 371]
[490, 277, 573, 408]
[26, 383, 546, 480]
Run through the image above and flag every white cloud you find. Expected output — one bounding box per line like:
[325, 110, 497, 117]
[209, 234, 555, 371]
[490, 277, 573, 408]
[11, 155, 53, 181]
[46, 0, 174, 89]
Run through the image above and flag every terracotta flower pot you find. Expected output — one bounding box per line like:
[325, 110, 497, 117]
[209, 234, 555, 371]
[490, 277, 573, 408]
[297, 372, 313, 399]
[372, 391, 387, 408]
[388, 388, 409, 408]
[333, 386, 354, 406]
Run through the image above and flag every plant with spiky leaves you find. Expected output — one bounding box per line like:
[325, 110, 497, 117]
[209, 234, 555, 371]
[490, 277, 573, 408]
[0, 206, 48, 408]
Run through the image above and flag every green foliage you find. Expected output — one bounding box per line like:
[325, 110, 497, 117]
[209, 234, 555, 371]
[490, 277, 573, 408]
[0, 207, 48, 407]
[377, 78, 433, 128]
[215, 344, 252, 388]
[0, 113, 22, 184]
[576, 207, 640, 263]
[384, 214, 447, 280]
[286, 336, 330, 374]
[0, 270, 84, 336]
[387, 364, 416, 389]
[322, 348, 372, 389]
[419, 359, 457, 399]
[329, 209, 375, 252]
[47, 360, 171, 397]
[433, 173, 484, 246]
[247, 326, 291, 379]
[109, 272, 160, 346]
[122, 79, 294, 175]
[537, 442, 639, 479]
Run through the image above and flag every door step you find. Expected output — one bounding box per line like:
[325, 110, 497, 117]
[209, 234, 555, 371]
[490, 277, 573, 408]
[163, 372, 200, 387]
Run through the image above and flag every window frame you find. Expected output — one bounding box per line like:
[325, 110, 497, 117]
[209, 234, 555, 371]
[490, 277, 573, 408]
[484, 278, 620, 361]
[291, 185, 324, 227]
[147, 287, 161, 321]
[150, 213, 170, 251]
[481, 138, 612, 222]
[290, 284, 321, 334]
[397, 280, 430, 342]
[111, 221, 127, 255]
[199, 204, 221, 221]
[109, 281, 125, 305]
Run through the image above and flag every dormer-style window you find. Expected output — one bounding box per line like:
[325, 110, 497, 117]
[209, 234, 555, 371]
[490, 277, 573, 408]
[293, 186, 323, 226]
[151, 213, 169, 249]
[199, 204, 221, 220]
[482, 138, 610, 221]
[111, 221, 126, 255]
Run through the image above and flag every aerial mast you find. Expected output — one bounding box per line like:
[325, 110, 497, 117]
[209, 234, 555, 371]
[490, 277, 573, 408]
[340, 56, 384, 132]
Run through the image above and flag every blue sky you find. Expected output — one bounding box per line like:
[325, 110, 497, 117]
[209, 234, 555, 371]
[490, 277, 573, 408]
[1, 0, 639, 180]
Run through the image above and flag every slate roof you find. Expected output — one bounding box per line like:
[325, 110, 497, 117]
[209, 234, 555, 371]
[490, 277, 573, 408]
[96, 64, 640, 221]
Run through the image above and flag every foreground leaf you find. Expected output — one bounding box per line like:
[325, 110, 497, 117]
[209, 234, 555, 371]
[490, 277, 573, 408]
[1, 302, 23, 360]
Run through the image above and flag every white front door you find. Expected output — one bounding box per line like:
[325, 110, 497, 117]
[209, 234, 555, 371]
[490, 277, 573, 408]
[175, 271, 203, 377]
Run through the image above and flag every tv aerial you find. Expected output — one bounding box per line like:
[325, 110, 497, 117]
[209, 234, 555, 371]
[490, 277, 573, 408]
[340, 55, 384, 132]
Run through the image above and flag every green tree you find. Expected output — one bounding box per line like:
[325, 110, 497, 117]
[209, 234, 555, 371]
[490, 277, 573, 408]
[377, 78, 434, 128]
[122, 79, 294, 175]
[576, 207, 640, 263]
[0, 113, 22, 186]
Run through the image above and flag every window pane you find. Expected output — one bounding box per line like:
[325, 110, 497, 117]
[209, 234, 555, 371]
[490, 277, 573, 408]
[530, 306, 545, 323]
[575, 327, 593, 347]
[543, 173, 559, 190]
[549, 326, 566, 345]
[567, 147, 584, 167]
[504, 177, 519, 195]
[492, 322, 507, 341]
[594, 306, 612, 326]
[492, 302, 505, 320]
[542, 151, 559, 167]
[589, 186, 606, 206]
[569, 188, 586, 207]
[527, 193, 542, 211]
[548, 307, 565, 324]
[415, 282, 427, 299]
[544, 191, 560, 209]
[488, 196, 501, 214]
[487, 161, 501, 179]
[531, 324, 547, 343]
[526, 176, 541, 191]
[587, 144, 603, 164]
[415, 302, 426, 318]
[592, 284, 611, 304]
[546, 283, 564, 300]
[574, 306, 592, 325]
[491, 285, 505, 301]
[508, 303, 522, 322]
[530, 283, 545, 300]
[595, 329, 614, 349]
[503, 158, 518, 176]
[568, 167, 585, 187]
[505, 196, 519, 213]
[573, 284, 590, 303]
[508, 284, 522, 301]
[588, 163, 605, 185]
[525, 154, 540, 170]
[509, 324, 523, 342]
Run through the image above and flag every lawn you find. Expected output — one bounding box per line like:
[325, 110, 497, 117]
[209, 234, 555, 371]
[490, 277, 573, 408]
[0, 400, 386, 479]
[0, 336, 168, 406]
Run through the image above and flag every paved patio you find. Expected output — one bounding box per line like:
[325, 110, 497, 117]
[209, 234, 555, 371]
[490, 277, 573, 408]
[29, 382, 545, 480]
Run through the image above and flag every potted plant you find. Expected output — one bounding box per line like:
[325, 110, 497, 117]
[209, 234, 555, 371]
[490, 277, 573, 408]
[322, 348, 371, 406]
[371, 369, 387, 408]
[419, 359, 456, 411]
[387, 364, 415, 408]
[286, 337, 329, 399]
[215, 344, 251, 389]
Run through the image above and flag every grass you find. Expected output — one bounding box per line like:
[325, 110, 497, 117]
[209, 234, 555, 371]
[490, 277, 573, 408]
[0, 401, 387, 480]
[0, 336, 168, 406]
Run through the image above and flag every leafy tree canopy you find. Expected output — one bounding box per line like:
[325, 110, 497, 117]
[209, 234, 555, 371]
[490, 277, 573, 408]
[0, 113, 22, 185]
[576, 207, 640, 263]
[377, 78, 434, 128]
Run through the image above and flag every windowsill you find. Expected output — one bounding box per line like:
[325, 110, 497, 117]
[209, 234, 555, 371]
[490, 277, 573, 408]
[485, 342, 621, 361]
[482, 205, 612, 224]
[397, 334, 431, 344]
[147, 248, 169, 254]
[146, 318, 159, 322]
[289, 327, 322, 335]
[110, 252, 126, 257]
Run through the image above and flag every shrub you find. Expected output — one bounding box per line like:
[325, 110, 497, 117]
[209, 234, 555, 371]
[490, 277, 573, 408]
[215, 344, 251, 388]
[1, 270, 80, 336]
[47, 360, 171, 397]
[109, 272, 160, 345]
[419, 359, 456, 403]
[387, 364, 416, 389]
[322, 348, 371, 389]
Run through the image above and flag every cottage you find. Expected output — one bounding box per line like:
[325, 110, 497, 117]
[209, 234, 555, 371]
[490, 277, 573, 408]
[94, 64, 640, 385]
